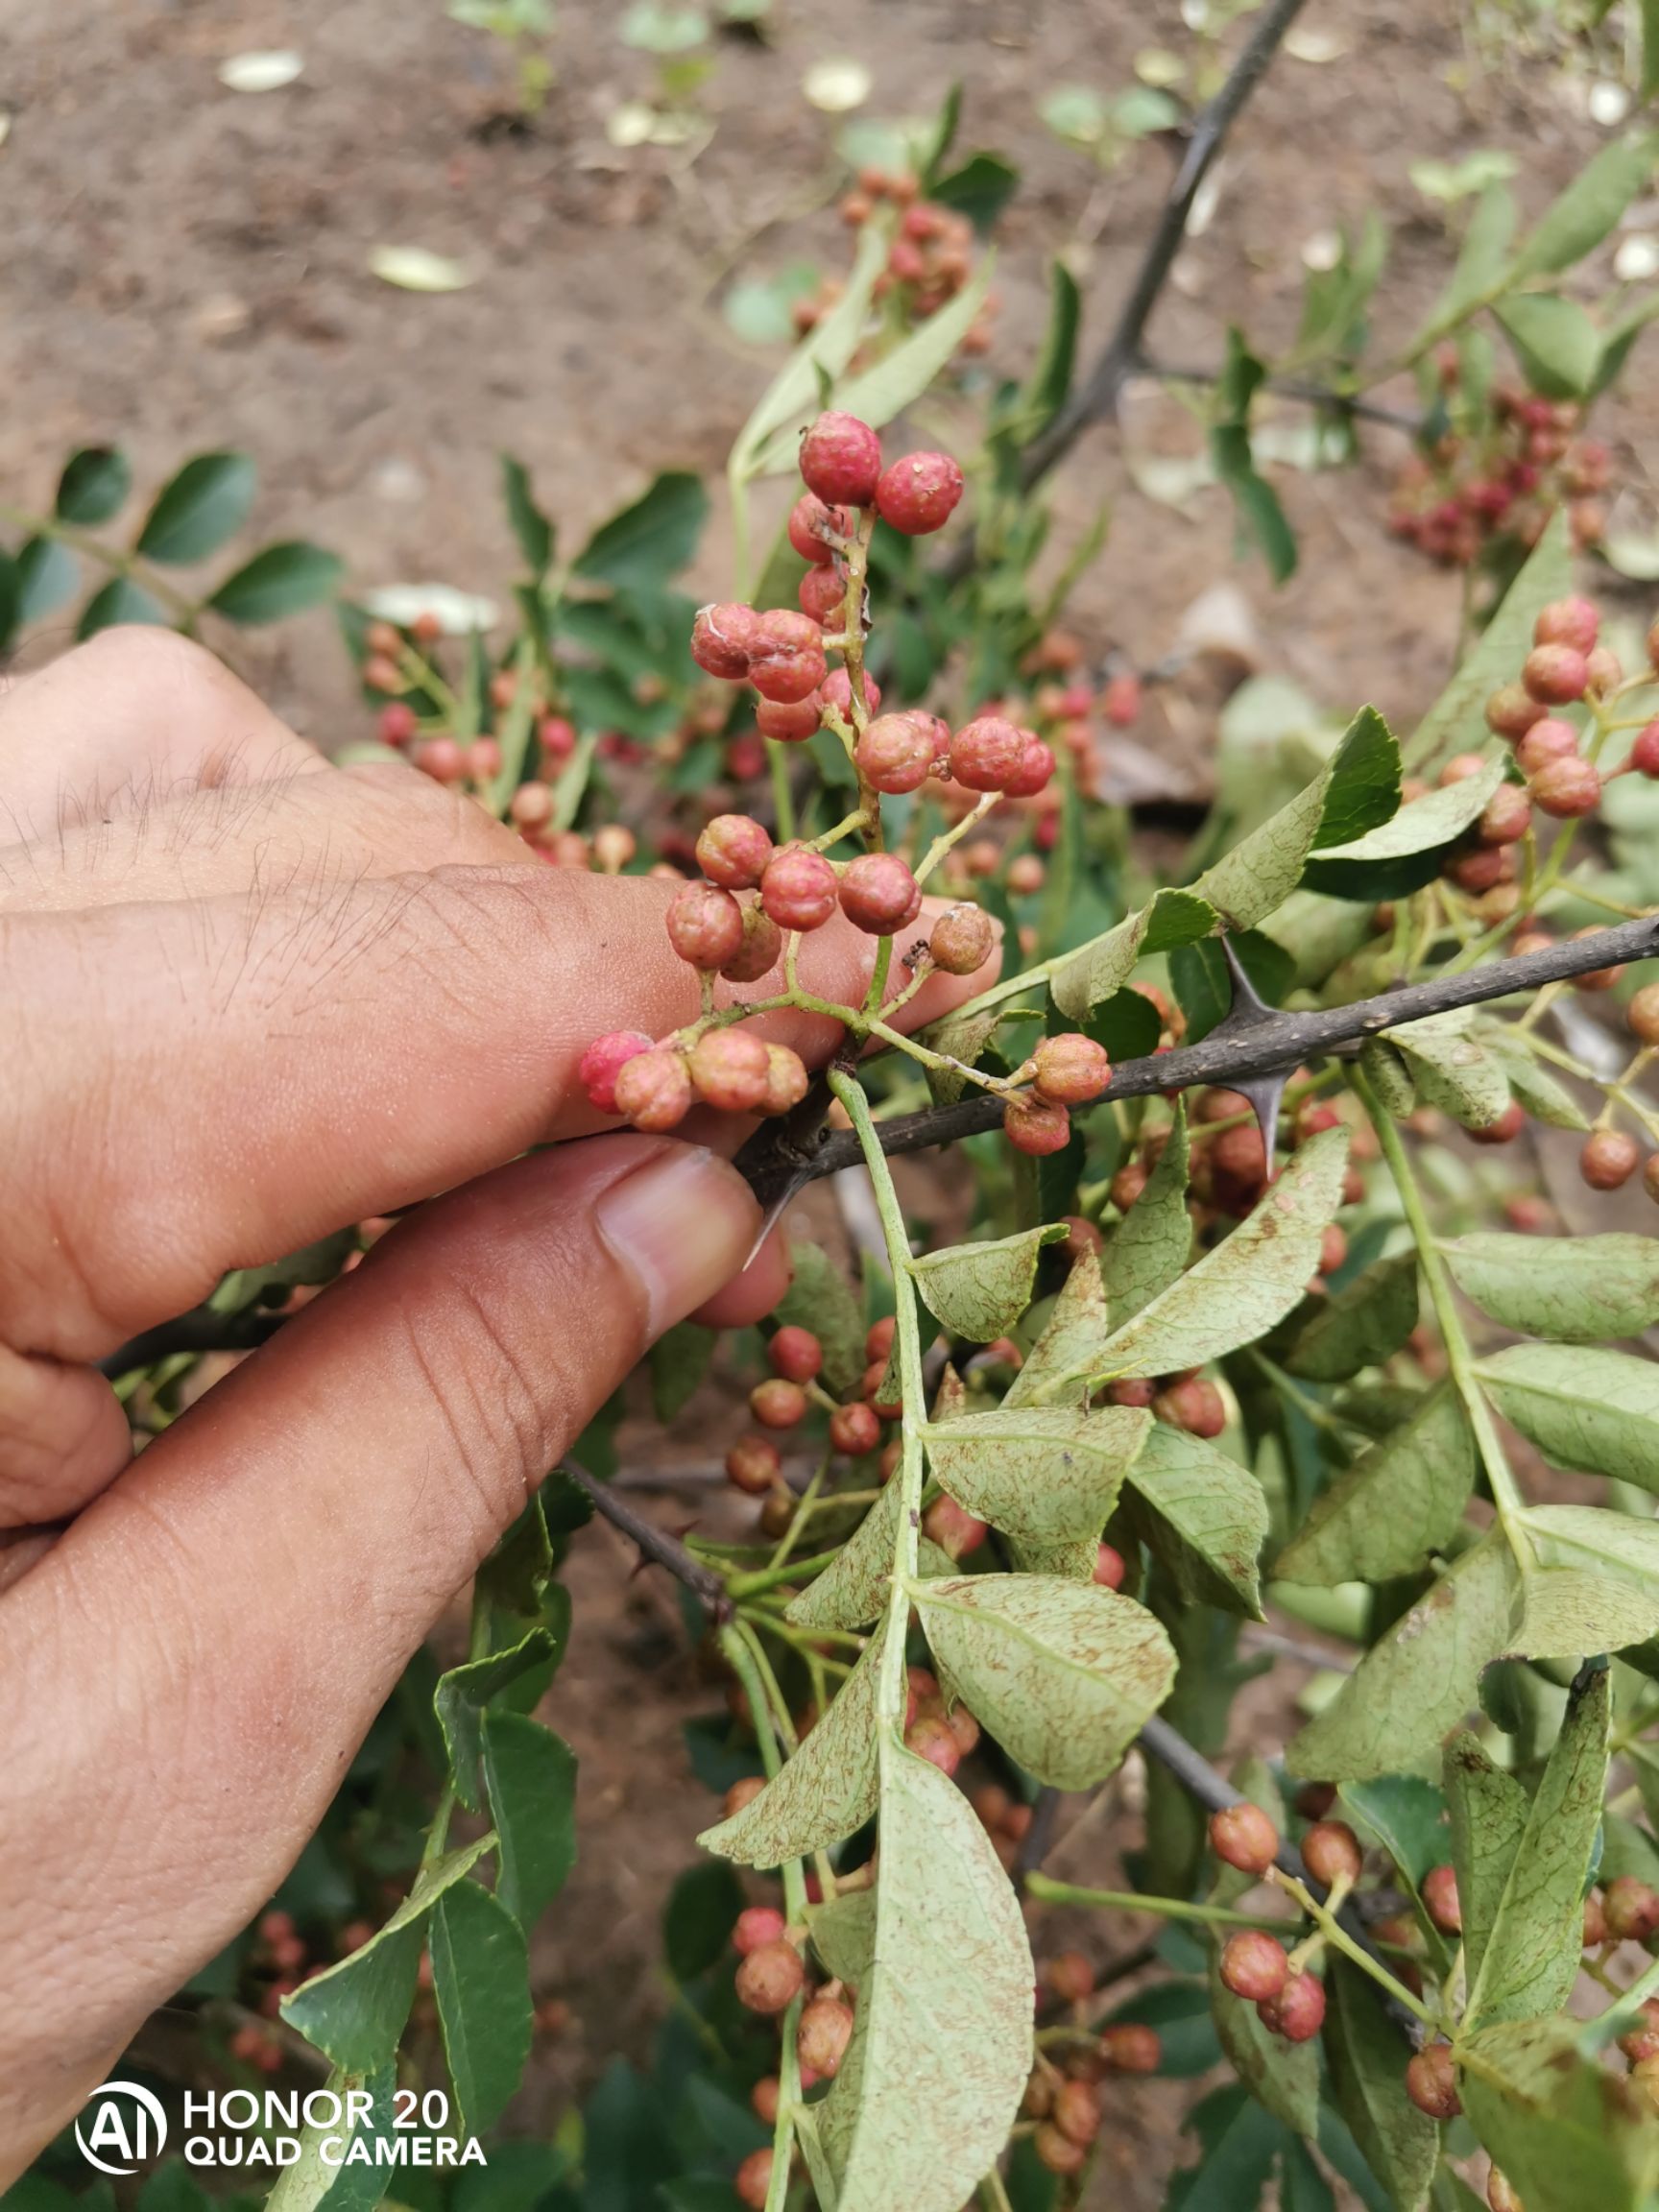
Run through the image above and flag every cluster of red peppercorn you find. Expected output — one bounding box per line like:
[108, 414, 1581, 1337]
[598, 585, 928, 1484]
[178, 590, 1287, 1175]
[718, 1899, 856, 2205]
[781, 166, 995, 361]
[1021, 1949, 1162, 2175]
[1388, 372, 1611, 567]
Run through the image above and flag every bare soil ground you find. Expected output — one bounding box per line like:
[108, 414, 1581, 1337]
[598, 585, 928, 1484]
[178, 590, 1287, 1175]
[6, 1, 1655, 2200]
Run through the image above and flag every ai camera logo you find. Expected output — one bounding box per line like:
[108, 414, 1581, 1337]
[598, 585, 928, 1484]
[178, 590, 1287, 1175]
[76, 2081, 169, 2176]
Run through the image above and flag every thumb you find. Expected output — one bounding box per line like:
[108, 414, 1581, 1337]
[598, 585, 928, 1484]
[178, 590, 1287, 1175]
[0, 1135, 759, 2159]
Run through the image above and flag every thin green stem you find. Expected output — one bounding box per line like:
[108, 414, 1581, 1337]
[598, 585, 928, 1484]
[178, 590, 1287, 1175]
[722, 1622, 809, 1924]
[0, 503, 201, 625]
[1023, 1874, 1295, 1934]
[765, 1990, 804, 2212]
[1351, 1067, 1530, 1560]
[765, 1459, 829, 1572]
[1267, 1869, 1436, 2026]
[727, 1548, 842, 1599]
[977, 2168, 1016, 2212]
[830, 1067, 926, 1731]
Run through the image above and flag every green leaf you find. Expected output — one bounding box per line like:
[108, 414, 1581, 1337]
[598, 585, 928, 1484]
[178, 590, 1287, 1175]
[1510, 132, 1659, 280]
[1302, 754, 1507, 901]
[429, 1878, 532, 2133]
[909, 1224, 1066, 1342]
[1388, 1010, 1511, 1129]
[1195, 707, 1401, 930]
[1407, 511, 1572, 770]
[699, 1626, 884, 1866]
[1102, 1102, 1191, 1326]
[1479, 1022, 1591, 1130]
[755, 257, 995, 477]
[1089, 1127, 1351, 1382]
[772, 1239, 865, 1397]
[1051, 885, 1218, 1022]
[481, 1710, 575, 1926]
[807, 1885, 878, 1984]
[279, 1837, 494, 2069]
[1020, 258, 1082, 430]
[207, 541, 343, 624]
[1277, 1383, 1475, 1587]
[263, 2062, 397, 2212]
[15, 535, 78, 623]
[136, 451, 257, 563]
[648, 1320, 712, 1423]
[1336, 1773, 1450, 1891]
[928, 151, 1018, 235]
[1167, 2086, 1286, 2211]
[1445, 1734, 1529, 1991]
[1464, 1668, 1608, 2031]
[56, 445, 132, 525]
[732, 222, 890, 469]
[1207, 1945, 1321, 2137]
[1457, 2017, 1659, 2212]
[1324, 1961, 1438, 2212]
[1358, 1036, 1417, 1118]
[1004, 1249, 1110, 1408]
[1418, 180, 1517, 337]
[663, 1859, 745, 1983]
[573, 471, 708, 589]
[921, 1404, 1151, 1545]
[1286, 1250, 1419, 1382]
[436, 1628, 558, 1813]
[785, 1477, 904, 1630]
[1123, 1422, 1267, 1616]
[1493, 294, 1601, 399]
[1286, 1535, 1517, 1781]
[76, 577, 168, 637]
[500, 452, 554, 577]
[1645, 0, 1659, 102]
[915, 1574, 1176, 1788]
[1512, 1504, 1659, 1650]
[1210, 329, 1298, 583]
[1478, 1346, 1659, 1489]
[1441, 1231, 1659, 1342]
[823, 1746, 1032, 2212]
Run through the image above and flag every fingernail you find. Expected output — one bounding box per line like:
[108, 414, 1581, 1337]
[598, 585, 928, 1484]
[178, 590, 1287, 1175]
[594, 1145, 760, 1335]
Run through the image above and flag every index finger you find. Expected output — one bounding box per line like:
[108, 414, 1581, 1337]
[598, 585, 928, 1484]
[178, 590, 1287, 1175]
[3, 863, 998, 1361]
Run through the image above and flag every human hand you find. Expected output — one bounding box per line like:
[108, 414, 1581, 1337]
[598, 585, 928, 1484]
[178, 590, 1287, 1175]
[0, 631, 998, 2176]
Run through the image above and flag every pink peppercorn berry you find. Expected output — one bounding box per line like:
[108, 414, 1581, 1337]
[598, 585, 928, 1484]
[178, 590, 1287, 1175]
[929, 902, 996, 975]
[800, 411, 883, 507]
[1258, 1970, 1325, 2044]
[690, 603, 761, 681]
[950, 715, 1026, 793]
[854, 711, 937, 795]
[875, 450, 965, 536]
[666, 880, 746, 971]
[757, 693, 824, 742]
[688, 1028, 772, 1113]
[1033, 1033, 1112, 1106]
[696, 813, 774, 890]
[579, 1029, 655, 1114]
[613, 1048, 693, 1133]
[1004, 1092, 1071, 1156]
[760, 846, 840, 932]
[839, 853, 923, 935]
[769, 1326, 823, 1384]
[787, 493, 850, 564]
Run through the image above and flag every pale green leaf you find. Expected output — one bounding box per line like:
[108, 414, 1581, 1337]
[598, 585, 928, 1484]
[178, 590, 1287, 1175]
[733, 223, 889, 468]
[429, 1879, 532, 2133]
[1286, 1249, 1419, 1382]
[279, 1838, 494, 2069]
[1123, 1422, 1267, 1616]
[369, 245, 475, 292]
[808, 1887, 877, 1985]
[921, 1005, 1001, 1105]
[1479, 1346, 1659, 1489]
[1101, 1102, 1191, 1327]
[699, 1627, 884, 1867]
[1324, 1960, 1439, 2212]
[1089, 1127, 1351, 1382]
[1445, 1734, 1529, 1992]
[1359, 1036, 1417, 1118]
[826, 1746, 1032, 2212]
[1418, 180, 1517, 336]
[787, 1477, 903, 1631]
[1458, 2017, 1659, 2212]
[1389, 1009, 1511, 1129]
[1479, 1024, 1592, 1130]
[481, 1711, 576, 1927]
[1192, 705, 1400, 928]
[1443, 1231, 1659, 1342]
[920, 1404, 1151, 1544]
[915, 1574, 1176, 1788]
[1407, 512, 1572, 769]
[753, 257, 995, 476]
[1276, 1383, 1475, 1587]
[908, 1224, 1066, 1342]
[1003, 1250, 1110, 1408]
[1286, 1536, 1517, 1782]
[1513, 1505, 1659, 1650]
[1493, 295, 1601, 399]
[1466, 1668, 1608, 2031]
[1510, 132, 1659, 279]
[1049, 885, 1217, 1022]
[1304, 752, 1505, 865]
[1009, 1532, 1100, 1579]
